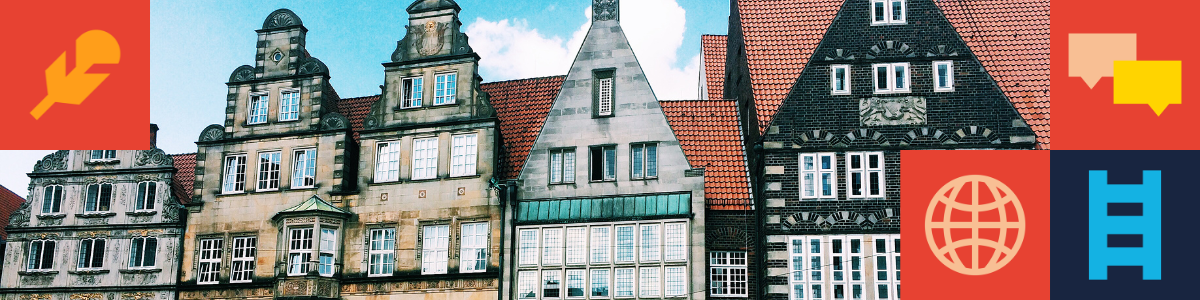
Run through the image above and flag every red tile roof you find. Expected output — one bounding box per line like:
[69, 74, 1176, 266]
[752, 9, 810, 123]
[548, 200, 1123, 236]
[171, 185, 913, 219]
[935, 0, 1051, 149]
[701, 35, 727, 100]
[0, 184, 27, 240]
[171, 153, 196, 205]
[481, 75, 566, 179]
[735, 0, 1050, 148]
[336, 95, 381, 140]
[660, 100, 753, 210]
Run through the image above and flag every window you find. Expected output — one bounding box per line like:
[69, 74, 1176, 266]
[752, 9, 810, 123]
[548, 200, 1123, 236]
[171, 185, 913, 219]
[318, 228, 336, 277]
[873, 63, 910, 93]
[421, 224, 449, 274]
[375, 141, 400, 182]
[519, 271, 539, 299]
[401, 77, 424, 108]
[664, 223, 686, 261]
[550, 148, 577, 184]
[90, 150, 117, 161]
[591, 226, 611, 264]
[665, 266, 686, 297]
[450, 133, 478, 177]
[615, 225, 635, 263]
[369, 229, 396, 276]
[231, 237, 256, 283]
[566, 227, 587, 265]
[640, 224, 661, 262]
[871, 0, 906, 25]
[249, 94, 269, 124]
[198, 238, 222, 284]
[288, 228, 313, 276]
[135, 181, 156, 211]
[934, 60, 954, 92]
[801, 153, 837, 199]
[567, 269, 586, 298]
[84, 183, 113, 212]
[129, 237, 157, 268]
[292, 149, 316, 188]
[631, 143, 657, 180]
[590, 145, 617, 181]
[257, 151, 281, 191]
[223, 155, 247, 193]
[434, 73, 457, 105]
[279, 90, 300, 121]
[27, 240, 56, 271]
[831, 65, 851, 95]
[789, 235, 900, 300]
[77, 239, 105, 269]
[520, 229, 540, 266]
[461, 223, 489, 273]
[591, 269, 611, 298]
[594, 70, 615, 117]
[412, 137, 439, 180]
[543, 270, 562, 298]
[710, 252, 748, 297]
[847, 152, 885, 198]
[41, 185, 63, 214]
[614, 268, 634, 298]
[543, 228, 564, 266]
[639, 267, 661, 297]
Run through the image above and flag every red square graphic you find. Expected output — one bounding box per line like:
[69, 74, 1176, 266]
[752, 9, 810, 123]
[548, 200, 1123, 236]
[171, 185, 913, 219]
[0, 1, 149, 149]
[901, 150, 1049, 300]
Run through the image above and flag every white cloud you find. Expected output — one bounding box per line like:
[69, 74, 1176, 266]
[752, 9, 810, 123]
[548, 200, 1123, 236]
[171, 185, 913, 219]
[466, 0, 700, 100]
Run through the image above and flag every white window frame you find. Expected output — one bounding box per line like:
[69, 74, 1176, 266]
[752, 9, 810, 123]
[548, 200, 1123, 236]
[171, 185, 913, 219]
[831, 64, 851, 95]
[460, 222, 489, 273]
[368, 228, 396, 277]
[873, 63, 911, 94]
[291, 148, 317, 188]
[84, 183, 113, 212]
[231, 237, 256, 283]
[550, 148, 577, 184]
[401, 76, 424, 108]
[248, 93, 269, 124]
[665, 266, 687, 297]
[129, 237, 158, 268]
[450, 133, 478, 177]
[801, 153, 837, 199]
[89, 150, 117, 161]
[198, 238, 222, 284]
[710, 251, 748, 297]
[639, 224, 661, 263]
[278, 89, 300, 121]
[374, 141, 401, 183]
[615, 225, 635, 263]
[318, 228, 337, 277]
[287, 228, 314, 276]
[77, 238, 105, 270]
[591, 268, 611, 298]
[566, 227, 587, 265]
[788, 235, 900, 300]
[664, 222, 686, 261]
[421, 224, 450, 275]
[41, 185, 63, 214]
[520, 229, 540, 266]
[934, 60, 954, 92]
[590, 226, 611, 264]
[847, 152, 885, 198]
[412, 137, 439, 180]
[256, 151, 281, 191]
[223, 154, 247, 193]
[630, 143, 657, 180]
[543, 270, 563, 299]
[639, 267, 661, 298]
[135, 181, 157, 211]
[566, 269, 587, 298]
[870, 0, 906, 25]
[519, 270, 539, 299]
[614, 268, 635, 298]
[434, 72, 458, 105]
[543, 228, 564, 266]
[26, 240, 55, 271]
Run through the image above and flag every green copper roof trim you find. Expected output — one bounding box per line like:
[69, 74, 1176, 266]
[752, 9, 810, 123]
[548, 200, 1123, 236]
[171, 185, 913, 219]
[273, 195, 352, 221]
[516, 193, 691, 224]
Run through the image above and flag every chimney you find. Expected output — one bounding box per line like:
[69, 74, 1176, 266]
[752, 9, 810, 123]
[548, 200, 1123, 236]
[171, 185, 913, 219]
[593, 0, 619, 22]
[150, 124, 159, 149]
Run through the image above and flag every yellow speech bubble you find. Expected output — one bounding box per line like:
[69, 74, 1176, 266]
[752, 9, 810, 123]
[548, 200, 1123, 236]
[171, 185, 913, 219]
[1114, 60, 1182, 116]
[1069, 34, 1137, 89]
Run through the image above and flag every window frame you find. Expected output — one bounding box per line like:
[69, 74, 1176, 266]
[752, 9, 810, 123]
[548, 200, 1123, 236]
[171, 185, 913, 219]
[830, 64, 852, 95]
[566, 269, 587, 298]
[590, 145, 618, 182]
[89, 150, 117, 161]
[256, 151, 282, 191]
[135, 181, 157, 211]
[630, 143, 658, 180]
[287, 227, 314, 276]
[590, 226, 611, 264]
[614, 267, 635, 298]
[788, 235, 900, 300]
[847, 152, 885, 199]
[278, 88, 301, 121]
[291, 148, 317, 188]
[549, 148, 577, 184]
[870, 0, 907, 25]
[543, 269, 563, 299]
[421, 224, 450, 275]
[374, 141, 401, 183]
[129, 236, 158, 269]
[411, 137, 439, 180]
[231, 236, 257, 283]
[450, 133, 478, 177]
[800, 153, 838, 199]
[872, 63, 911, 94]
[520, 228, 541, 266]
[83, 183, 113, 212]
[222, 154, 248, 194]
[710, 251, 748, 297]
[934, 60, 955, 92]
[519, 270, 539, 299]
[41, 185, 64, 214]
[638, 266, 661, 298]
[27, 240, 56, 271]
[665, 266, 686, 297]
[460, 222, 489, 273]
[591, 268, 611, 298]
[318, 227, 337, 277]
[198, 238, 223, 284]
[593, 69, 616, 118]
[542, 228, 564, 266]
[434, 72, 458, 105]
[248, 92, 270, 125]
[368, 228, 397, 277]
[77, 238, 105, 270]
[401, 76, 424, 108]
[565, 227, 587, 265]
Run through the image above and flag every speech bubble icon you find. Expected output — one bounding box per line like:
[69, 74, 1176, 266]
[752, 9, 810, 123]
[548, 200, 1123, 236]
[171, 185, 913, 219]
[1114, 60, 1182, 116]
[1069, 34, 1137, 89]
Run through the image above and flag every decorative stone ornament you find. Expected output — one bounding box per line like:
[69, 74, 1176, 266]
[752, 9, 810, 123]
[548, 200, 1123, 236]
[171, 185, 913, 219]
[320, 112, 349, 130]
[415, 21, 447, 57]
[8, 201, 30, 227]
[198, 124, 226, 142]
[135, 148, 174, 166]
[593, 0, 619, 21]
[860, 96, 927, 126]
[262, 8, 303, 30]
[228, 65, 255, 82]
[32, 150, 69, 172]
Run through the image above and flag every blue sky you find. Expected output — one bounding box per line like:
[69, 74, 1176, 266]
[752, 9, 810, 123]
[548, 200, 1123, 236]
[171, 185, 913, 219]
[0, 0, 729, 198]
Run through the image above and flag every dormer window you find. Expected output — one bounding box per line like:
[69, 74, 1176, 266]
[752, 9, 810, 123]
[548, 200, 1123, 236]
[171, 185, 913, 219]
[90, 150, 117, 161]
[830, 65, 851, 95]
[401, 77, 424, 108]
[434, 73, 457, 105]
[871, 0, 906, 25]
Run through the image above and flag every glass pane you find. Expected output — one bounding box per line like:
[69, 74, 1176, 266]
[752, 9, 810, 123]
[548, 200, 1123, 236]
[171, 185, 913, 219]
[891, 0, 903, 21]
[804, 156, 814, 170]
[874, 2, 885, 21]
[938, 64, 949, 87]
[822, 173, 832, 196]
[876, 66, 888, 89]
[894, 65, 906, 89]
[870, 172, 881, 196]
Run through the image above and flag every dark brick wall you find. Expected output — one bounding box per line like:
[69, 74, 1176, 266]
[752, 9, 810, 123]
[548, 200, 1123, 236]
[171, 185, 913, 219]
[705, 210, 759, 300]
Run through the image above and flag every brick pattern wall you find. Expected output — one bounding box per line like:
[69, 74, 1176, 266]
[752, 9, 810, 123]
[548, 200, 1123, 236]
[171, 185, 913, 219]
[706, 210, 758, 299]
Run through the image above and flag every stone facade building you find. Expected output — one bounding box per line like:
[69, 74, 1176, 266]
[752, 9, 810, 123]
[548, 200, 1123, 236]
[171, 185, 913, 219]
[0, 125, 186, 300]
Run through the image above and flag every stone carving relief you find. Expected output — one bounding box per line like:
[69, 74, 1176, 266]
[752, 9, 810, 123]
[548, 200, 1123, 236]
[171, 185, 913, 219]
[860, 96, 927, 126]
[320, 112, 349, 130]
[228, 65, 255, 83]
[262, 9, 301, 29]
[19, 295, 52, 300]
[414, 21, 447, 57]
[198, 124, 225, 142]
[8, 201, 30, 227]
[122, 292, 156, 300]
[135, 148, 174, 166]
[163, 199, 184, 223]
[69, 293, 104, 300]
[593, 0, 619, 21]
[33, 150, 69, 172]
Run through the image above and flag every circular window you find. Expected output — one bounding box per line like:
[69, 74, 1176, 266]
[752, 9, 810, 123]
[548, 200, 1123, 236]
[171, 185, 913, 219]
[272, 51, 284, 62]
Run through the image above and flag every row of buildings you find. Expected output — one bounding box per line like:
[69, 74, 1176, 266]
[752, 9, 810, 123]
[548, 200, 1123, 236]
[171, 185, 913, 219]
[0, 0, 1048, 299]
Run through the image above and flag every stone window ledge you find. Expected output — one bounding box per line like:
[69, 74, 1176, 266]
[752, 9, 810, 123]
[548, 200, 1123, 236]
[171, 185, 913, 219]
[69, 269, 110, 275]
[76, 212, 117, 218]
[84, 159, 121, 165]
[36, 213, 67, 219]
[18, 270, 58, 276]
[120, 268, 162, 274]
[126, 210, 158, 216]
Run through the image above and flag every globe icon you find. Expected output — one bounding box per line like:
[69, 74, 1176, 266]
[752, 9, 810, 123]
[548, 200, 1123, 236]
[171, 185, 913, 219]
[925, 175, 1025, 275]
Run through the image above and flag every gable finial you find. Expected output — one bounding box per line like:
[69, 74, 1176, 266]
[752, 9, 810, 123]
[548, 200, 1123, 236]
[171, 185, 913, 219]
[593, 0, 619, 22]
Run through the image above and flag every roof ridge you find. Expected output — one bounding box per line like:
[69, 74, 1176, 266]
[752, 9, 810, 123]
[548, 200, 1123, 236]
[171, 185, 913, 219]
[482, 75, 567, 85]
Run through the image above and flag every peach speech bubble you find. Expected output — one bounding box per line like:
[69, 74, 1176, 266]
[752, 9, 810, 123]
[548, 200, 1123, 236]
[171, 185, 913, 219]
[1068, 34, 1137, 89]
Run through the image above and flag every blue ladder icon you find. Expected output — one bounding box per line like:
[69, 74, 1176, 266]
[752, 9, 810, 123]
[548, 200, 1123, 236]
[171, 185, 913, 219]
[1088, 170, 1162, 280]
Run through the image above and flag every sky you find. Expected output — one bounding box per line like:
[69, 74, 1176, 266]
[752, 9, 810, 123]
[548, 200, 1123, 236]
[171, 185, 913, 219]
[0, 0, 729, 198]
